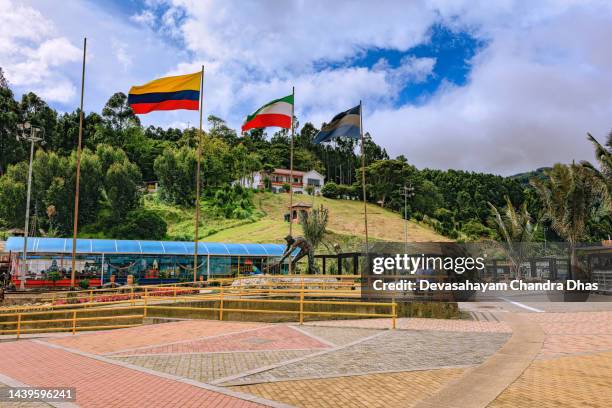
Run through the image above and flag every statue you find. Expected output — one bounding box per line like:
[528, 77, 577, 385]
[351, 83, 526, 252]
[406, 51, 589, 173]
[278, 235, 316, 274]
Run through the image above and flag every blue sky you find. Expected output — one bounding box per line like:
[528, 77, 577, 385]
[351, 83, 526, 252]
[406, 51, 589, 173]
[2, 0, 612, 175]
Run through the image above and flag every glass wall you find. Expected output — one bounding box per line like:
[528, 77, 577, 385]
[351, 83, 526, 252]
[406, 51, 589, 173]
[12, 253, 285, 283]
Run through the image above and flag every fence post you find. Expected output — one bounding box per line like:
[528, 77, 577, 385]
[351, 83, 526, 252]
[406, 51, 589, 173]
[299, 278, 305, 325]
[130, 287, 135, 306]
[219, 285, 224, 321]
[144, 288, 148, 318]
[89, 289, 93, 303]
[16, 314, 21, 339]
[174, 285, 177, 299]
[72, 311, 77, 335]
[392, 301, 397, 330]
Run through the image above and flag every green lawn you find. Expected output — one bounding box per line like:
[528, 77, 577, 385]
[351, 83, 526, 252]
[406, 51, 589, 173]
[201, 192, 449, 248]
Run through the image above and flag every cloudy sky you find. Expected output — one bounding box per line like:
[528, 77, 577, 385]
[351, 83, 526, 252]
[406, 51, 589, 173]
[2, 0, 611, 175]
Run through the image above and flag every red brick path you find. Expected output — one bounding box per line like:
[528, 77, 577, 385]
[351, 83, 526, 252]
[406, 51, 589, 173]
[47, 320, 266, 354]
[0, 341, 265, 408]
[113, 325, 330, 356]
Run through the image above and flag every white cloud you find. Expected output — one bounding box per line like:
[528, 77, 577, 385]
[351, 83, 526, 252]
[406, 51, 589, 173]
[130, 10, 156, 27]
[0, 0, 80, 102]
[112, 39, 133, 71]
[162, 0, 437, 74]
[368, 1, 612, 174]
[4, 0, 612, 174]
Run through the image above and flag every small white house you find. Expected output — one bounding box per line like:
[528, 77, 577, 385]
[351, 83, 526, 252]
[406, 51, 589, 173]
[302, 170, 325, 194]
[234, 168, 325, 195]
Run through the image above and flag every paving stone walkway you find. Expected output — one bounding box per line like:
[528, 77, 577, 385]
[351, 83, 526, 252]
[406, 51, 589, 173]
[0, 381, 52, 407]
[232, 367, 467, 408]
[224, 330, 510, 385]
[47, 320, 267, 355]
[0, 340, 269, 408]
[304, 317, 512, 333]
[0, 304, 609, 407]
[489, 351, 612, 408]
[110, 325, 330, 356]
[289, 325, 382, 346]
[113, 350, 315, 383]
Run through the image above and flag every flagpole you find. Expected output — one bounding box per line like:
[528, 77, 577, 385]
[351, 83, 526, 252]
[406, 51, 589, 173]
[288, 86, 295, 274]
[194, 65, 204, 283]
[70, 37, 87, 289]
[360, 100, 369, 253]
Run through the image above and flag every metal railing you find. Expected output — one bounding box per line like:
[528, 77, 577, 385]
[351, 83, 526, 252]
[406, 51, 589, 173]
[0, 306, 144, 338]
[0, 280, 396, 339]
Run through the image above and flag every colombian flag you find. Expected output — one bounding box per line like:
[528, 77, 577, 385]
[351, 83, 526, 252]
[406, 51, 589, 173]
[128, 72, 201, 114]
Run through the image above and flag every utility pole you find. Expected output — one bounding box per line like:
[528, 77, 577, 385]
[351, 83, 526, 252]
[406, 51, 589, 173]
[399, 184, 414, 253]
[16, 122, 45, 290]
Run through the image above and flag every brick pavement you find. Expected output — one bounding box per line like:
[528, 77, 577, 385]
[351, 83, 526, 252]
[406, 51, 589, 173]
[111, 325, 330, 356]
[539, 334, 612, 359]
[522, 311, 612, 334]
[225, 330, 510, 385]
[0, 382, 52, 408]
[232, 367, 466, 408]
[114, 350, 315, 383]
[46, 320, 266, 355]
[489, 351, 612, 408]
[289, 325, 382, 346]
[0, 340, 266, 408]
[304, 317, 511, 333]
[524, 311, 612, 359]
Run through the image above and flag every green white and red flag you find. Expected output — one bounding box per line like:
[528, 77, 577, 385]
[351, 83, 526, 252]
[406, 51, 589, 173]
[242, 94, 293, 131]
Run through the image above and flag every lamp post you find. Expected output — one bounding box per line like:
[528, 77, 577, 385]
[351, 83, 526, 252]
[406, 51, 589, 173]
[399, 184, 415, 253]
[16, 122, 44, 290]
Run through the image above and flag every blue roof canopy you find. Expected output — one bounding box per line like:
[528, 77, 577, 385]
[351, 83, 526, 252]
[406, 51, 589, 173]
[5, 237, 290, 257]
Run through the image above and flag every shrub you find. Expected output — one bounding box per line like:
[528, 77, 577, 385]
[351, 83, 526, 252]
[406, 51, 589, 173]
[321, 182, 339, 198]
[211, 185, 255, 219]
[111, 209, 167, 240]
[79, 279, 90, 289]
[461, 220, 493, 240]
[47, 271, 61, 286]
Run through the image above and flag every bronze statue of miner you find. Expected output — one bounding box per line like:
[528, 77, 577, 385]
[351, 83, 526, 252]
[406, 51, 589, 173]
[278, 235, 316, 274]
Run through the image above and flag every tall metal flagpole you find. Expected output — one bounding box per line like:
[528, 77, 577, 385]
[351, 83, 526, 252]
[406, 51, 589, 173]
[288, 87, 295, 274]
[194, 65, 204, 283]
[70, 37, 87, 289]
[359, 100, 369, 252]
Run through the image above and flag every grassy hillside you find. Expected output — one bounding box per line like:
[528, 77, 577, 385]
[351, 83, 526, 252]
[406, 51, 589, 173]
[144, 192, 448, 249]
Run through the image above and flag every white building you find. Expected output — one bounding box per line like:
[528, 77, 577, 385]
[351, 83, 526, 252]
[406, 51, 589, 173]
[235, 168, 325, 195]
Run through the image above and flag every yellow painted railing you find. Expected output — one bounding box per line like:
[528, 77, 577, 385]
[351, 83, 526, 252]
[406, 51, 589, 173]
[0, 286, 397, 339]
[0, 306, 144, 338]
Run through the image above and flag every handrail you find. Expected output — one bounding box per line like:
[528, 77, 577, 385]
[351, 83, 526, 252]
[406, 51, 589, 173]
[1, 286, 397, 338]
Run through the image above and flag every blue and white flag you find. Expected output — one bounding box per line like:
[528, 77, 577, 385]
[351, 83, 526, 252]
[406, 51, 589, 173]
[314, 105, 361, 144]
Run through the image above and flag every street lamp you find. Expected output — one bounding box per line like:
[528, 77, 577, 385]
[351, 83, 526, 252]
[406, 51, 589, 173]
[399, 184, 415, 253]
[16, 122, 45, 290]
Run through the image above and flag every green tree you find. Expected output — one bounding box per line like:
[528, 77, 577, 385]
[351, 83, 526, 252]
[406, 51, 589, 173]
[105, 160, 142, 218]
[101, 92, 140, 131]
[0, 84, 22, 175]
[111, 209, 167, 240]
[70, 148, 103, 226]
[154, 146, 196, 205]
[0, 170, 26, 227]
